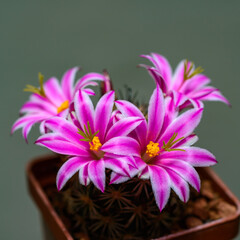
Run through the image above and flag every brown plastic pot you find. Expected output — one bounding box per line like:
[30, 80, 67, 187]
[26, 154, 240, 240]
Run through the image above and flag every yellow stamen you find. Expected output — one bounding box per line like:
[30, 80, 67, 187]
[184, 60, 204, 81]
[23, 72, 46, 97]
[57, 100, 69, 113]
[89, 136, 102, 151]
[146, 141, 160, 158]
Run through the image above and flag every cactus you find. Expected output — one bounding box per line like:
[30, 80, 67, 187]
[47, 170, 185, 240]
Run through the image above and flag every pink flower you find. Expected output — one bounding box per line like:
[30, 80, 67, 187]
[11, 68, 107, 141]
[36, 90, 143, 192]
[106, 86, 217, 211]
[140, 53, 230, 109]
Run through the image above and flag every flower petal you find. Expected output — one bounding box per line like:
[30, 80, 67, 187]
[171, 60, 185, 90]
[189, 99, 204, 109]
[34, 132, 66, 141]
[94, 91, 115, 142]
[82, 81, 99, 87]
[22, 121, 35, 142]
[79, 163, 90, 186]
[20, 101, 56, 114]
[56, 156, 90, 190]
[105, 153, 137, 168]
[61, 67, 79, 100]
[11, 114, 50, 134]
[148, 165, 171, 211]
[74, 90, 94, 131]
[74, 73, 105, 94]
[44, 77, 65, 106]
[39, 121, 47, 134]
[44, 117, 81, 145]
[147, 86, 165, 142]
[174, 134, 199, 148]
[161, 147, 217, 167]
[114, 156, 146, 180]
[115, 100, 147, 148]
[158, 108, 203, 147]
[57, 108, 69, 118]
[69, 110, 81, 129]
[105, 116, 143, 141]
[88, 159, 105, 192]
[158, 159, 200, 191]
[35, 137, 89, 156]
[172, 90, 188, 108]
[196, 89, 230, 106]
[101, 136, 141, 157]
[29, 93, 50, 104]
[134, 156, 148, 172]
[165, 168, 190, 202]
[144, 53, 172, 87]
[161, 96, 178, 134]
[180, 74, 211, 95]
[139, 166, 150, 179]
[110, 172, 130, 184]
[189, 86, 217, 99]
[140, 66, 167, 93]
[82, 88, 95, 95]
[105, 109, 122, 133]
[104, 157, 131, 177]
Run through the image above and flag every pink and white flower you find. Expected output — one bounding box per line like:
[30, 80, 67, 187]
[36, 90, 143, 192]
[106, 86, 217, 211]
[141, 53, 230, 109]
[11, 68, 107, 141]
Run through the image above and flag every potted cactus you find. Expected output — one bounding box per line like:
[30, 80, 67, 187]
[13, 53, 240, 240]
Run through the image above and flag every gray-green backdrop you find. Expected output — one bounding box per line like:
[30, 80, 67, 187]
[1, 1, 240, 239]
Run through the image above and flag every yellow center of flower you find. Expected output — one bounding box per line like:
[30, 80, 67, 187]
[89, 136, 102, 151]
[146, 141, 160, 158]
[57, 100, 69, 113]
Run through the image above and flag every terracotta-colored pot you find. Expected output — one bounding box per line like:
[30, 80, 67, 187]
[26, 154, 240, 240]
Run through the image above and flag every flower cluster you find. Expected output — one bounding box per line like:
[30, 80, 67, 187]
[12, 53, 229, 211]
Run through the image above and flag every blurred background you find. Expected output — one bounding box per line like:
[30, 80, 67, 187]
[1, 1, 240, 239]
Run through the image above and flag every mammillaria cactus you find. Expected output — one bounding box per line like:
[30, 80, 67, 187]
[12, 53, 229, 239]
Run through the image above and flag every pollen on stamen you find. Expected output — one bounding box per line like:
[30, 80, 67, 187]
[89, 136, 102, 151]
[57, 100, 69, 113]
[146, 141, 160, 158]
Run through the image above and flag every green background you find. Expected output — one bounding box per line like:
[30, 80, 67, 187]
[1, 1, 240, 239]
